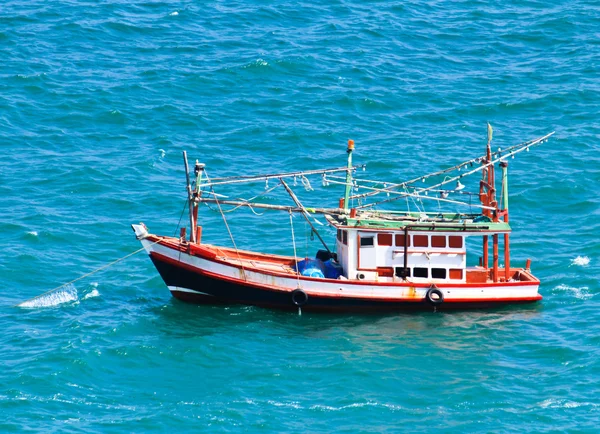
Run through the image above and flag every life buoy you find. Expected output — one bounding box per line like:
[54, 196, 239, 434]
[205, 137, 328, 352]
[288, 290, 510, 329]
[291, 288, 308, 306]
[425, 285, 444, 305]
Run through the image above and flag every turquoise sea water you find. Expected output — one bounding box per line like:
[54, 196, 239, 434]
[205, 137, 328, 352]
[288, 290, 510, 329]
[1, 0, 599, 431]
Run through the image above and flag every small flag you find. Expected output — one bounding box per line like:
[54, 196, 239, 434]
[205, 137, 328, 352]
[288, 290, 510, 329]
[487, 123, 493, 144]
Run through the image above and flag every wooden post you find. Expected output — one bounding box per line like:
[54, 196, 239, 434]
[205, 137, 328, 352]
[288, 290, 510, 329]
[500, 161, 510, 281]
[483, 235, 489, 268]
[493, 234, 499, 282]
[504, 233, 510, 281]
[403, 226, 409, 280]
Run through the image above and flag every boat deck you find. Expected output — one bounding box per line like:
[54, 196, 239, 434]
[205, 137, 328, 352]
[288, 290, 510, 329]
[192, 242, 538, 284]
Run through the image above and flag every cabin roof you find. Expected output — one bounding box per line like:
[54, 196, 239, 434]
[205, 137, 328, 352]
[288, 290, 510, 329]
[325, 212, 511, 233]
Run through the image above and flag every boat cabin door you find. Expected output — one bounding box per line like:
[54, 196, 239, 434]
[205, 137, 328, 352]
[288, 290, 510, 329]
[357, 232, 376, 270]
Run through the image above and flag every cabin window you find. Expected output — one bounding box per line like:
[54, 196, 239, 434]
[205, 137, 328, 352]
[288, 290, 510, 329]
[377, 267, 394, 277]
[449, 269, 463, 279]
[395, 267, 410, 278]
[378, 233, 393, 246]
[342, 231, 348, 245]
[449, 236, 463, 248]
[413, 235, 428, 247]
[432, 268, 447, 279]
[337, 229, 342, 241]
[413, 267, 428, 278]
[360, 236, 374, 247]
[431, 235, 446, 248]
[395, 234, 410, 247]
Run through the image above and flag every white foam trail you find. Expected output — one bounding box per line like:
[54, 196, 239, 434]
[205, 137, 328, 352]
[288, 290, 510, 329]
[570, 256, 590, 267]
[83, 289, 100, 300]
[27, 231, 38, 237]
[169, 11, 179, 16]
[553, 284, 591, 300]
[18, 284, 78, 308]
[158, 148, 166, 158]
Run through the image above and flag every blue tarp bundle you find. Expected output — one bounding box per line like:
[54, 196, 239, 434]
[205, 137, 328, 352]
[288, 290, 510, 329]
[294, 258, 343, 279]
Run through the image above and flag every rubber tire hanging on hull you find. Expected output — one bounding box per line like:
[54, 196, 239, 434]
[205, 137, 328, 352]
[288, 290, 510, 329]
[426, 285, 444, 306]
[291, 288, 308, 306]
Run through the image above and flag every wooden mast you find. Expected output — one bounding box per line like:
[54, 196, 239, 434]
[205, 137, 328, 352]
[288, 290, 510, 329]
[193, 161, 205, 243]
[342, 140, 354, 212]
[481, 124, 493, 273]
[183, 151, 196, 243]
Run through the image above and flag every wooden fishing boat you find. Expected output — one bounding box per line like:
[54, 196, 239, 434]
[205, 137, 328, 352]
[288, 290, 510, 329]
[133, 126, 554, 312]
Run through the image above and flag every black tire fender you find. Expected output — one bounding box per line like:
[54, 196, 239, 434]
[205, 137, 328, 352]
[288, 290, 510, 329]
[425, 285, 444, 305]
[291, 288, 308, 306]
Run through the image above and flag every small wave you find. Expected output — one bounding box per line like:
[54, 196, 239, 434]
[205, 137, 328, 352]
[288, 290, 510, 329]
[18, 284, 78, 308]
[238, 398, 402, 412]
[553, 284, 591, 300]
[83, 289, 100, 300]
[26, 231, 38, 237]
[267, 400, 302, 409]
[243, 59, 269, 69]
[169, 11, 179, 16]
[539, 398, 598, 409]
[159, 148, 166, 158]
[570, 256, 590, 267]
[15, 73, 46, 80]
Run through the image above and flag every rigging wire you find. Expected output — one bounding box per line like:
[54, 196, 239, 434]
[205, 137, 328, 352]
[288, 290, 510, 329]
[349, 132, 554, 202]
[355, 134, 554, 210]
[206, 164, 365, 187]
[288, 210, 301, 289]
[203, 181, 282, 215]
[173, 198, 190, 237]
[204, 170, 248, 281]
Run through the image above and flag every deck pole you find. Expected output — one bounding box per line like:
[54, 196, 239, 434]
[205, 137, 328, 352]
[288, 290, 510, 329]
[343, 140, 354, 213]
[483, 235, 489, 268]
[500, 161, 510, 280]
[403, 226, 409, 280]
[193, 161, 205, 244]
[493, 234, 499, 282]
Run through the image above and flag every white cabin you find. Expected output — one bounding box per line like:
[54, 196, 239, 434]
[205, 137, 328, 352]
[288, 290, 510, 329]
[335, 228, 469, 283]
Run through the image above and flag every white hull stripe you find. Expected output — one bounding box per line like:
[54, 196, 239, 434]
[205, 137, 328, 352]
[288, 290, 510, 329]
[167, 286, 215, 297]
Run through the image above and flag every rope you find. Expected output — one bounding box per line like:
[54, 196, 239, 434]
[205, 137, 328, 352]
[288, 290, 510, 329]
[205, 171, 247, 281]
[203, 182, 281, 215]
[15, 239, 162, 307]
[289, 210, 301, 289]
[301, 176, 313, 191]
[173, 198, 189, 237]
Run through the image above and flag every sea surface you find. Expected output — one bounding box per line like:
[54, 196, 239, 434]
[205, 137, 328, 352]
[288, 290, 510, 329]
[1, 0, 599, 432]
